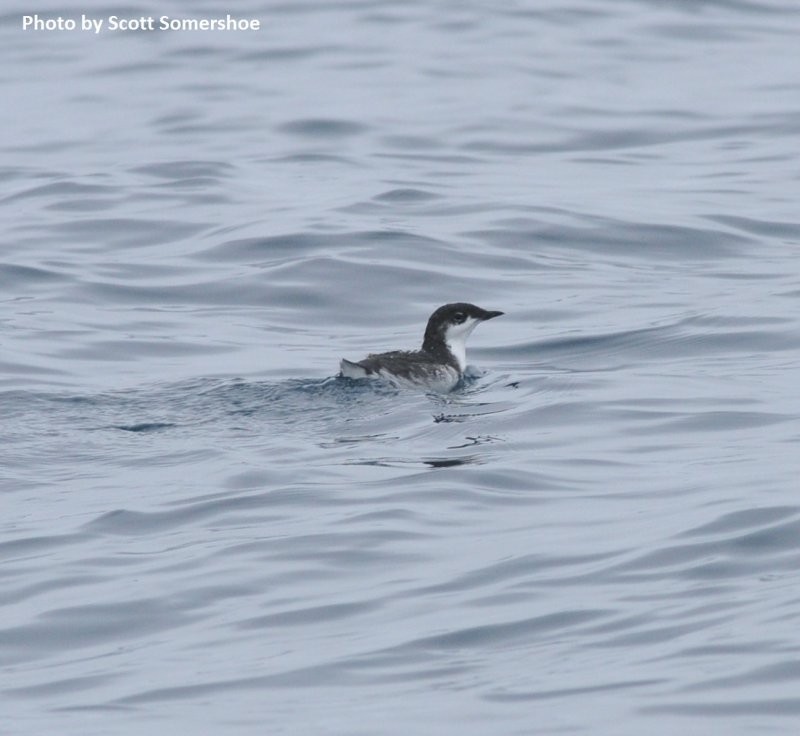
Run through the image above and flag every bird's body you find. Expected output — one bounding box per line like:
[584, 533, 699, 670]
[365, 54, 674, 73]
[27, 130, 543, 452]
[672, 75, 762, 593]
[340, 303, 503, 391]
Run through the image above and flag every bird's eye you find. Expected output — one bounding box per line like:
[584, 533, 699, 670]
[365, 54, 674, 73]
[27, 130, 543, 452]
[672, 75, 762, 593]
[454, 312, 466, 324]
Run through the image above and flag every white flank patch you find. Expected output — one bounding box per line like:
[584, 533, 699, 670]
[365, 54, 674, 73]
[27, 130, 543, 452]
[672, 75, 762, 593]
[340, 359, 371, 378]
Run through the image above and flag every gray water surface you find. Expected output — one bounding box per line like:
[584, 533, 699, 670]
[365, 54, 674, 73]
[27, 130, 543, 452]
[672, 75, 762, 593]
[2, 1, 800, 734]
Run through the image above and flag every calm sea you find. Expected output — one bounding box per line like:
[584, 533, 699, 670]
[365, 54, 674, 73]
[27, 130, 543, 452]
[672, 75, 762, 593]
[2, 1, 800, 733]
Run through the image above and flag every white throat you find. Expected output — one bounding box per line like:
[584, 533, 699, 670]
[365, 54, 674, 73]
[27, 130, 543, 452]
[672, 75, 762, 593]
[444, 318, 480, 372]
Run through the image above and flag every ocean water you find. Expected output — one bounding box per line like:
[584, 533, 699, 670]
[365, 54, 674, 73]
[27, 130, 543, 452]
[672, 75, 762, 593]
[2, 0, 800, 733]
